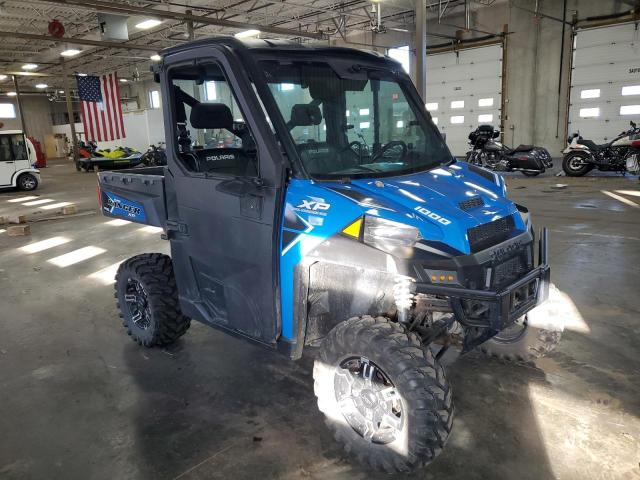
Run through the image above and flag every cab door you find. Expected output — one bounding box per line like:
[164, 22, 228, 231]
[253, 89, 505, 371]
[0, 134, 17, 186]
[160, 46, 285, 345]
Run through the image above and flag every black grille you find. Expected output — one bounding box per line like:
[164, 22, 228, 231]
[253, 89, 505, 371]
[493, 255, 528, 289]
[468, 215, 515, 253]
[459, 196, 484, 210]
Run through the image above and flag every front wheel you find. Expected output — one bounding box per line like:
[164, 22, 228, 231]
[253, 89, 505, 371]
[17, 173, 38, 191]
[314, 316, 454, 473]
[562, 152, 593, 177]
[480, 284, 564, 362]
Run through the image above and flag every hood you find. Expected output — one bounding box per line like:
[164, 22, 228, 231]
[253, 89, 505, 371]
[322, 162, 522, 254]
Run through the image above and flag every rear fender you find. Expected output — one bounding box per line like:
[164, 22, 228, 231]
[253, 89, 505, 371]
[11, 168, 41, 187]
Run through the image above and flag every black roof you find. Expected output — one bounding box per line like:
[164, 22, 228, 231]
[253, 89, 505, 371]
[162, 36, 392, 64]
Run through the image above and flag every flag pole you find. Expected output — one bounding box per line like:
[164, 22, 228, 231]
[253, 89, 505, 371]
[61, 57, 79, 164]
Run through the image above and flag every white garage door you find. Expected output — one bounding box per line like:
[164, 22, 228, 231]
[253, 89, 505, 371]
[569, 23, 640, 143]
[425, 44, 503, 156]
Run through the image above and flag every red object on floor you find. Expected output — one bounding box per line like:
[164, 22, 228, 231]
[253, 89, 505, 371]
[29, 136, 47, 168]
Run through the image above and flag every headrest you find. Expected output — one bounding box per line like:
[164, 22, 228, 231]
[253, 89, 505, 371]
[289, 104, 322, 128]
[190, 103, 233, 130]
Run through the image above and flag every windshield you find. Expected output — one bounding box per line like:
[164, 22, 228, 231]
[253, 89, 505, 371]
[259, 59, 451, 179]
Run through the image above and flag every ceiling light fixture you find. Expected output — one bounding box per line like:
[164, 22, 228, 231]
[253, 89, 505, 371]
[119, 78, 128, 83]
[135, 19, 162, 30]
[150, 54, 161, 61]
[61, 49, 81, 57]
[22, 63, 38, 70]
[234, 29, 260, 39]
[7, 91, 16, 96]
[0, 75, 6, 80]
[35, 83, 48, 89]
[76, 73, 87, 77]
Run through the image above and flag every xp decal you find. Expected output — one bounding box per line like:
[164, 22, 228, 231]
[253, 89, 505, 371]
[102, 192, 147, 221]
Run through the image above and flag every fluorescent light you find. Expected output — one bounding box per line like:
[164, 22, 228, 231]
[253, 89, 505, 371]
[20, 236, 71, 254]
[7, 92, 16, 96]
[119, 78, 128, 83]
[0, 75, 6, 80]
[60, 49, 81, 57]
[150, 54, 161, 61]
[234, 29, 260, 39]
[579, 107, 600, 118]
[35, 83, 48, 89]
[21, 63, 38, 70]
[76, 73, 87, 77]
[48, 246, 106, 267]
[135, 19, 162, 30]
[620, 104, 640, 115]
[58, 90, 64, 94]
[622, 85, 640, 96]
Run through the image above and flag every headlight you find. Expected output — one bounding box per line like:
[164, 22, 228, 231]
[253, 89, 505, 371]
[363, 216, 421, 254]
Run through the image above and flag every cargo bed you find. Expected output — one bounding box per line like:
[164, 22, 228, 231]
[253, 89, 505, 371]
[97, 167, 167, 227]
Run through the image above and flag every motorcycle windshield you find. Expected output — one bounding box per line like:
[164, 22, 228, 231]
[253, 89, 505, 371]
[258, 59, 451, 180]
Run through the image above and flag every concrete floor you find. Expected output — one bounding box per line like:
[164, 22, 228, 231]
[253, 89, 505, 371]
[0, 158, 639, 480]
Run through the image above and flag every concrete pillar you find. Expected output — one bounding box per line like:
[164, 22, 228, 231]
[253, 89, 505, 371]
[414, 0, 427, 101]
[61, 58, 79, 161]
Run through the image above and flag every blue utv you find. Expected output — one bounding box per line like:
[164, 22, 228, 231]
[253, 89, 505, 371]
[97, 37, 561, 473]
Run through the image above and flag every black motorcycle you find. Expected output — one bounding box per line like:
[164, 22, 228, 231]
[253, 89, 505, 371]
[562, 121, 640, 177]
[141, 143, 167, 167]
[465, 125, 553, 176]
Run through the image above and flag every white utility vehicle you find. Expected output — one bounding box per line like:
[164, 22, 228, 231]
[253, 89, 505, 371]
[0, 130, 40, 191]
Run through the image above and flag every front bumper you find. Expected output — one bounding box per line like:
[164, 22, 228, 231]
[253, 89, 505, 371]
[414, 228, 550, 332]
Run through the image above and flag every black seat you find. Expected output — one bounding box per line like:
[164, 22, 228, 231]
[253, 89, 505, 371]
[577, 139, 607, 150]
[187, 102, 258, 176]
[505, 144, 534, 154]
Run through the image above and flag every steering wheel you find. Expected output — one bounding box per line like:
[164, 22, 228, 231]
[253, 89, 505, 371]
[371, 140, 408, 163]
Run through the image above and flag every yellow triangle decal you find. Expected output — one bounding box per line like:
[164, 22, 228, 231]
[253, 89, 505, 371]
[342, 218, 362, 238]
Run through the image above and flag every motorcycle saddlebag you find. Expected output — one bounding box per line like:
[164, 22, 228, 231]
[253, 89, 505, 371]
[508, 148, 547, 170]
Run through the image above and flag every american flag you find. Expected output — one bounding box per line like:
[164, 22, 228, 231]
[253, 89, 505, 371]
[76, 73, 125, 142]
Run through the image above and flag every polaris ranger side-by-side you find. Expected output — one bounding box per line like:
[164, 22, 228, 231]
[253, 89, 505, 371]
[98, 37, 562, 473]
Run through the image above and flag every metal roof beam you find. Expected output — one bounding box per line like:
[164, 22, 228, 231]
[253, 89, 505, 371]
[38, 0, 325, 39]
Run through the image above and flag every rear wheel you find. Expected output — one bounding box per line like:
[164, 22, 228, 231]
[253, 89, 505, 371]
[314, 316, 454, 473]
[17, 173, 38, 191]
[562, 152, 593, 177]
[115, 253, 190, 347]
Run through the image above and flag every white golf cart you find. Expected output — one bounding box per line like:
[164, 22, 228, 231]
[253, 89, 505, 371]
[0, 130, 41, 191]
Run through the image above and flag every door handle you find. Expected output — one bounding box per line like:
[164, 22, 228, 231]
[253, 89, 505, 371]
[240, 194, 263, 219]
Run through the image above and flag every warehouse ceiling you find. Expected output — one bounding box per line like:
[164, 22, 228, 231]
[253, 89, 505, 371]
[0, 0, 497, 92]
